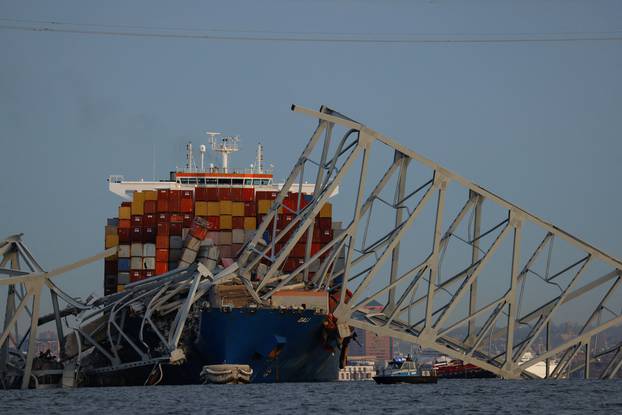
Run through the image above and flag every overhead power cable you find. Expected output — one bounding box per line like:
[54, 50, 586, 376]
[1, 18, 622, 44]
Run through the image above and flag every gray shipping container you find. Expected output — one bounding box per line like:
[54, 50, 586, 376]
[118, 272, 130, 285]
[219, 231, 232, 246]
[232, 229, 245, 244]
[169, 249, 182, 262]
[118, 245, 130, 258]
[143, 243, 156, 257]
[170, 236, 184, 250]
[130, 243, 143, 257]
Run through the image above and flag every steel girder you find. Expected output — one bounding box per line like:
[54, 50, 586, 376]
[236, 105, 622, 380]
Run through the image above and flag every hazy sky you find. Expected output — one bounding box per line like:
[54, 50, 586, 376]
[1, 0, 622, 321]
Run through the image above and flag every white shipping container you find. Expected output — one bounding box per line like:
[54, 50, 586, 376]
[130, 257, 143, 270]
[143, 243, 156, 257]
[130, 243, 143, 257]
[198, 257, 218, 271]
[185, 236, 201, 252]
[143, 257, 156, 270]
[201, 237, 216, 247]
[182, 228, 190, 240]
[181, 248, 197, 264]
[232, 229, 245, 244]
[118, 245, 131, 258]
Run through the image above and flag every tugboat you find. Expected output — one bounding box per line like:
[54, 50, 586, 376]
[373, 355, 437, 384]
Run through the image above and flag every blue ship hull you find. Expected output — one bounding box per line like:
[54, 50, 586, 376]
[195, 308, 340, 382]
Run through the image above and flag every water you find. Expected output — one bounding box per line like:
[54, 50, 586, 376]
[2, 380, 622, 414]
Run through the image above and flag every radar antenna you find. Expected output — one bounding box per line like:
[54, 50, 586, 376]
[206, 132, 239, 173]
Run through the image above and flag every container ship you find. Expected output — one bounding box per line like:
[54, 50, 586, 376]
[97, 136, 343, 385]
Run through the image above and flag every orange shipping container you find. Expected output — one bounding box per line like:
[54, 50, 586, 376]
[243, 217, 256, 230]
[232, 202, 245, 217]
[105, 234, 119, 248]
[155, 261, 168, 275]
[156, 248, 169, 262]
[319, 203, 332, 218]
[195, 201, 208, 216]
[207, 202, 220, 216]
[220, 215, 232, 230]
[144, 190, 158, 201]
[118, 219, 131, 229]
[219, 200, 232, 215]
[119, 206, 131, 220]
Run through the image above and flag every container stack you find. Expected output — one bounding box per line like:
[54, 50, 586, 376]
[105, 187, 334, 295]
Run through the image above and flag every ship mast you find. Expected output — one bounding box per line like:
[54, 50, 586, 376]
[207, 132, 239, 173]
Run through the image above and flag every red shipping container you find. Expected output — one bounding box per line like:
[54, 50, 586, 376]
[313, 228, 321, 243]
[143, 226, 156, 243]
[190, 217, 209, 240]
[157, 189, 170, 200]
[155, 261, 168, 275]
[169, 190, 181, 212]
[144, 270, 155, 279]
[144, 200, 156, 214]
[130, 270, 142, 282]
[170, 222, 182, 236]
[181, 189, 193, 199]
[219, 245, 232, 258]
[157, 199, 169, 213]
[231, 188, 243, 201]
[118, 227, 130, 243]
[156, 248, 169, 262]
[281, 214, 294, 225]
[131, 215, 143, 226]
[118, 219, 131, 229]
[104, 260, 118, 275]
[317, 217, 332, 230]
[293, 243, 306, 258]
[144, 213, 156, 227]
[242, 188, 254, 201]
[256, 191, 278, 200]
[180, 198, 194, 213]
[206, 187, 219, 201]
[195, 187, 207, 202]
[320, 228, 333, 243]
[244, 201, 256, 216]
[170, 213, 183, 223]
[311, 243, 321, 256]
[157, 222, 170, 236]
[157, 213, 170, 223]
[131, 227, 143, 242]
[218, 187, 232, 200]
[182, 213, 194, 227]
[206, 216, 220, 231]
[232, 216, 244, 229]
[156, 235, 169, 249]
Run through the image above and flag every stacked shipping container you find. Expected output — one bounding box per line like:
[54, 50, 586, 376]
[104, 187, 333, 295]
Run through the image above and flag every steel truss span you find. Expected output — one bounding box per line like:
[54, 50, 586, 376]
[237, 105, 622, 380]
[2, 105, 622, 389]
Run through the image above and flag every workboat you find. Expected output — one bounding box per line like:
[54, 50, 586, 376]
[373, 356, 437, 384]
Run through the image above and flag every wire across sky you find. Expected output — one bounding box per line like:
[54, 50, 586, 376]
[2, 17, 622, 44]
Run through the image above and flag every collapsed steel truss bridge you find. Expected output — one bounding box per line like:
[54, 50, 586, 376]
[2, 105, 622, 388]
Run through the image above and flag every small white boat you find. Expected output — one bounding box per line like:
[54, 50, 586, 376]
[200, 364, 253, 384]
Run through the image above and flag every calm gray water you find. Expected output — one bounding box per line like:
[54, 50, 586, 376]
[2, 380, 621, 414]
